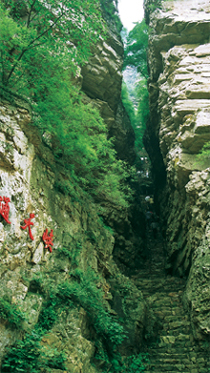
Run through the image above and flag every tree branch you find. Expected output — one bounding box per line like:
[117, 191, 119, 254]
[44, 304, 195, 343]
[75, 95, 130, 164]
[27, 0, 38, 27]
[5, 10, 65, 85]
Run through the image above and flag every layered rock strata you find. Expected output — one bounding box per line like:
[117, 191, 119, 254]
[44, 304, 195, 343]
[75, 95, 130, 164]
[0, 4, 142, 372]
[145, 0, 210, 339]
[133, 236, 209, 372]
[81, 22, 142, 272]
[81, 28, 135, 164]
[0, 99, 144, 372]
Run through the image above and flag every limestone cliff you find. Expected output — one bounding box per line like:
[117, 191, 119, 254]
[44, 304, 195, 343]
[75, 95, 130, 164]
[0, 2, 145, 372]
[81, 28, 136, 165]
[145, 0, 210, 340]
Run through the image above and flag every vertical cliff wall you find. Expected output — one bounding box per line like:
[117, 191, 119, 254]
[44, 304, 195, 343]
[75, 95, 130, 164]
[0, 2, 146, 372]
[145, 0, 210, 339]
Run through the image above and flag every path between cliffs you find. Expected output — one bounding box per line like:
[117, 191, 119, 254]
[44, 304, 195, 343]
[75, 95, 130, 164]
[130, 229, 209, 373]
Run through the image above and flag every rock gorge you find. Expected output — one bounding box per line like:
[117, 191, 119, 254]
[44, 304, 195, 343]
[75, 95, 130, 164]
[145, 0, 210, 342]
[1, 0, 210, 372]
[0, 1, 146, 372]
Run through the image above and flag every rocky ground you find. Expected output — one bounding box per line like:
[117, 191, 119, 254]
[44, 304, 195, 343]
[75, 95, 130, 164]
[131, 229, 210, 372]
[144, 0, 210, 340]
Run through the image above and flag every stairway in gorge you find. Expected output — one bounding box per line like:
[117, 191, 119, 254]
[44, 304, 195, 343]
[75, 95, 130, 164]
[132, 233, 210, 373]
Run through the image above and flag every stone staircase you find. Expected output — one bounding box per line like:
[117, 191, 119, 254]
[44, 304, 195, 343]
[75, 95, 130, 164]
[132, 236, 210, 373]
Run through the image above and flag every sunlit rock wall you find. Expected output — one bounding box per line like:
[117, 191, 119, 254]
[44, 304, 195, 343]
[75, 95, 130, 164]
[81, 13, 143, 272]
[0, 99, 145, 371]
[145, 0, 210, 339]
[81, 29, 135, 164]
[0, 3, 143, 370]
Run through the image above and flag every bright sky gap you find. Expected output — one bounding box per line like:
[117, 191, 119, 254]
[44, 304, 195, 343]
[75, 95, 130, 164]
[118, 0, 144, 31]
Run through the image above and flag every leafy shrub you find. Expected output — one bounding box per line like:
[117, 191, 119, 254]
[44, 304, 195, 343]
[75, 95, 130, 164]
[57, 237, 82, 264]
[99, 352, 149, 373]
[57, 268, 126, 349]
[0, 0, 132, 208]
[2, 332, 42, 373]
[124, 19, 148, 79]
[125, 353, 149, 372]
[1, 331, 67, 373]
[100, 0, 122, 32]
[196, 141, 210, 165]
[122, 20, 149, 152]
[0, 297, 24, 329]
[37, 296, 59, 332]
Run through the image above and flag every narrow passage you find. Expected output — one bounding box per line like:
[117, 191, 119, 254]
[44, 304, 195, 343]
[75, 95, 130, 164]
[131, 228, 209, 373]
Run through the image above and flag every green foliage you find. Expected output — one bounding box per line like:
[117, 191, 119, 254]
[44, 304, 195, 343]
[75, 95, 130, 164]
[0, 0, 133, 208]
[99, 352, 149, 373]
[148, 0, 162, 11]
[124, 20, 148, 79]
[196, 141, 210, 166]
[2, 332, 42, 373]
[57, 236, 82, 265]
[125, 353, 149, 372]
[1, 330, 66, 373]
[135, 78, 149, 150]
[122, 20, 149, 153]
[121, 81, 136, 127]
[0, 0, 105, 89]
[0, 297, 25, 329]
[121, 78, 149, 152]
[37, 295, 59, 331]
[148, 0, 171, 12]
[57, 268, 126, 349]
[57, 246, 73, 259]
[100, 0, 122, 32]
[43, 346, 66, 370]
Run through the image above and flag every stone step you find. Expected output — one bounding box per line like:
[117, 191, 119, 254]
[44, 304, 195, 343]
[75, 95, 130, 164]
[139, 288, 186, 295]
[153, 303, 184, 309]
[148, 352, 194, 359]
[153, 312, 186, 320]
[162, 320, 189, 327]
[148, 356, 208, 367]
[162, 320, 191, 327]
[144, 371, 196, 373]
[132, 240, 209, 372]
[136, 283, 183, 289]
[151, 301, 183, 309]
[158, 340, 193, 348]
[135, 276, 185, 283]
[144, 371, 207, 373]
[149, 345, 199, 354]
[161, 330, 191, 338]
[164, 314, 188, 322]
[147, 363, 207, 372]
[147, 358, 208, 367]
[148, 356, 208, 364]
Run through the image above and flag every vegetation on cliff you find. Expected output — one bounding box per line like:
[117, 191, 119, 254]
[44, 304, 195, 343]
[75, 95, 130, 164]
[0, 1, 147, 373]
[121, 20, 149, 152]
[0, 0, 132, 207]
[197, 141, 210, 166]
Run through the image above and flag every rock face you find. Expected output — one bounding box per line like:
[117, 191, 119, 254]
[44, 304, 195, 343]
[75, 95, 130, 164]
[0, 4, 142, 372]
[81, 28, 135, 164]
[145, 0, 210, 340]
[133, 236, 209, 372]
[0, 100, 144, 371]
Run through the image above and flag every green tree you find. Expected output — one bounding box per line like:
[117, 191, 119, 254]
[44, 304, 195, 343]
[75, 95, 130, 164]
[0, 0, 133, 207]
[123, 19, 148, 79]
[0, 0, 105, 90]
[135, 78, 149, 150]
[196, 141, 210, 166]
[121, 80, 136, 127]
[122, 20, 149, 152]
[100, 0, 122, 32]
